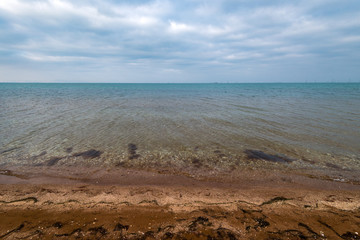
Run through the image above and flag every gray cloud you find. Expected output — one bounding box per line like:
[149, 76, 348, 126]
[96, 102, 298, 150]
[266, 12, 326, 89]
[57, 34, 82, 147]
[0, 0, 359, 82]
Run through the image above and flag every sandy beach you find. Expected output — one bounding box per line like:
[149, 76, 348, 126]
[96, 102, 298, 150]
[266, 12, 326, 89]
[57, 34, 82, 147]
[1, 0, 360, 237]
[1, 83, 359, 239]
[1, 166, 359, 239]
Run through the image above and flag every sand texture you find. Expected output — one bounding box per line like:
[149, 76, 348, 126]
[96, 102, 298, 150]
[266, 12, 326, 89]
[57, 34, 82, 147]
[0, 167, 360, 239]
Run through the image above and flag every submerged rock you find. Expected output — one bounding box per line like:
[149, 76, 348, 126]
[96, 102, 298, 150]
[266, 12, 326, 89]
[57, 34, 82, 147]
[65, 147, 73, 153]
[326, 162, 342, 169]
[128, 143, 140, 160]
[72, 149, 102, 159]
[191, 158, 202, 168]
[46, 157, 63, 166]
[244, 150, 295, 163]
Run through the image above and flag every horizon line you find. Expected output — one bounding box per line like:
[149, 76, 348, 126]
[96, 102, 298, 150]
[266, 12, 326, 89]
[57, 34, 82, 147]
[0, 81, 359, 84]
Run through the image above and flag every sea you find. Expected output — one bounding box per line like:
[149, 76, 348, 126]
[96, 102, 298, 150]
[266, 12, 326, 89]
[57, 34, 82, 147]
[1, 83, 359, 177]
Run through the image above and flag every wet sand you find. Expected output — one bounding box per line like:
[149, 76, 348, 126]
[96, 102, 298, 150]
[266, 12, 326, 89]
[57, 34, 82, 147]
[1, 166, 360, 239]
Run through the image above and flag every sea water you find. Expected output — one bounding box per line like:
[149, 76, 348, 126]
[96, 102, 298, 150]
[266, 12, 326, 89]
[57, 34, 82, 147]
[1, 83, 359, 174]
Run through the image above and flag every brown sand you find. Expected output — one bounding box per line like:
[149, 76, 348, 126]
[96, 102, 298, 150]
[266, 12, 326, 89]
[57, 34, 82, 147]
[0, 166, 360, 239]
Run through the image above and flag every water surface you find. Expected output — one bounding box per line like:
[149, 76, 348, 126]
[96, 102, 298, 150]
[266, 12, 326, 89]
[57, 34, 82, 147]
[1, 83, 359, 176]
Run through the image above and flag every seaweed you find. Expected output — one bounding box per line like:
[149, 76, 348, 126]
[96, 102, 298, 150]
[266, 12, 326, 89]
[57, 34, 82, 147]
[128, 143, 140, 160]
[260, 196, 291, 206]
[216, 228, 238, 240]
[268, 229, 307, 240]
[16, 230, 43, 239]
[191, 158, 202, 168]
[30, 151, 47, 160]
[298, 223, 320, 237]
[318, 220, 342, 238]
[55, 228, 82, 237]
[65, 147, 73, 153]
[46, 156, 63, 166]
[189, 216, 212, 231]
[255, 218, 270, 228]
[114, 223, 129, 231]
[0, 197, 38, 204]
[73, 149, 102, 159]
[326, 162, 342, 169]
[52, 222, 63, 229]
[341, 232, 360, 240]
[138, 199, 159, 205]
[245, 149, 295, 163]
[0, 223, 24, 238]
[0, 147, 19, 154]
[88, 226, 107, 236]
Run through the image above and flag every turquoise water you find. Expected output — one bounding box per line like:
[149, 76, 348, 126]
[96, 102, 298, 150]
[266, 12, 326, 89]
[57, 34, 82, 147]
[1, 83, 359, 174]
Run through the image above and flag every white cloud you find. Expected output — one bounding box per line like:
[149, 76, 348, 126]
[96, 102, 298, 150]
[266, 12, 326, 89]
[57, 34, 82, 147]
[168, 20, 195, 34]
[0, 0, 359, 82]
[22, 52, 93, 62]
[225, 52, 263, 61]
[0, 0, 167, 29]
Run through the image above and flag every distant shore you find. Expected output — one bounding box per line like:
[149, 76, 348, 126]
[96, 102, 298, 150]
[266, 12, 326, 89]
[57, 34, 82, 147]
[1, 166, 359, 239]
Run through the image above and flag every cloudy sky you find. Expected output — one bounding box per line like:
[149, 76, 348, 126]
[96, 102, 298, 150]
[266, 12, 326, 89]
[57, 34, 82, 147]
[0, 0, 359, 83]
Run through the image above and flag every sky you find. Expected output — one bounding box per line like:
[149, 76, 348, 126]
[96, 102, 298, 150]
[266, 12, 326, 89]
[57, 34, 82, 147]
[0, 0, 359, 83]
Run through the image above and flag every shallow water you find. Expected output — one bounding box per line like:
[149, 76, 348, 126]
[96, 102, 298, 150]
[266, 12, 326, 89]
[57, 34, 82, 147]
[1, 83, 359, 175]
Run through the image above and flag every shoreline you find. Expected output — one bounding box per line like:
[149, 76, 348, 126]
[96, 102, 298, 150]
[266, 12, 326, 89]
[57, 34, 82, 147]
[1, 167, 360, 239]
